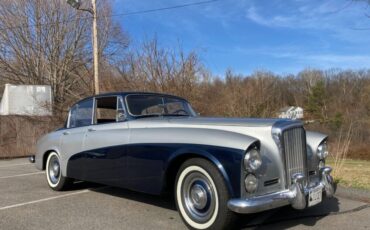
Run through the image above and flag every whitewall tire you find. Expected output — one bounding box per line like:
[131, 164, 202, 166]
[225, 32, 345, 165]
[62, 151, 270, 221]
[45, 152, 73, 191]
[175, 158, 236, 230]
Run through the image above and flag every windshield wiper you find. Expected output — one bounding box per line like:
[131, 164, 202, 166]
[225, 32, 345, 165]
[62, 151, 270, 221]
[134, 113, 190, 119]
[134, 114, 163, 118]
[162, 114, 189, 117]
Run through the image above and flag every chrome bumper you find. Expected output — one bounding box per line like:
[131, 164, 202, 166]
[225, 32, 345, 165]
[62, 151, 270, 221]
[227, 166, 335, 214]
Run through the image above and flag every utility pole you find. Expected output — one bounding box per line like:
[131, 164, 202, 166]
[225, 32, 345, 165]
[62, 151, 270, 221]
[66, 0, 100, 95]
[91, 0, 99, 95]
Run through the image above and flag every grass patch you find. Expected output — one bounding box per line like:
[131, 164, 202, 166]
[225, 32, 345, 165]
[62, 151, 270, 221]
[327, 157, 370, 191]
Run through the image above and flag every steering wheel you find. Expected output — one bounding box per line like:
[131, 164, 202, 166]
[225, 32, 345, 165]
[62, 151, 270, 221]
[172, 109, 188, 115]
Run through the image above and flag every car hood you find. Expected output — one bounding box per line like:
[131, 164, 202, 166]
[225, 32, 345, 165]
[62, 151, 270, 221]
[128, 116, 302, 143]
[167, 117, 281, 127]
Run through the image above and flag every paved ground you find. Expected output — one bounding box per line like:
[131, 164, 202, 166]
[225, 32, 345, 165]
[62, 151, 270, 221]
[0, 158, 369, 230]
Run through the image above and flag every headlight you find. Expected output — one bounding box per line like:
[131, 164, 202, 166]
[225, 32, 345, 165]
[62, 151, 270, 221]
[245, 174, 258, 193]
[244, 148, 262, 171]
[317, 142, 329, 159]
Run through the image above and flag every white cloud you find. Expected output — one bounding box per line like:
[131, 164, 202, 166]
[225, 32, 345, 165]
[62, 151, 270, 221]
[228, 45, 370, 70]
[304, 54, 370, 67]
[270, 51, 370, 69]
[246, 6, 297, 28]
[245, 0, 370, 42]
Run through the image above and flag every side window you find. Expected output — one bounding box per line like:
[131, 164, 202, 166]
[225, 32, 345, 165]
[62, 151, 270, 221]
[68, 99, 94, 128]
[94, 96, 126, 124]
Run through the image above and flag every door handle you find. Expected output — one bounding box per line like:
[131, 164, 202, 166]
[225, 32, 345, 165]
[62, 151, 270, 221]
[62, 131, 70, 135]
[88, 128, 96, 132]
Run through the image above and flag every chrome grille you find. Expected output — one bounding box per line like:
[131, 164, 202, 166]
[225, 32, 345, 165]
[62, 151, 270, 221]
[282, 127, 307, 186]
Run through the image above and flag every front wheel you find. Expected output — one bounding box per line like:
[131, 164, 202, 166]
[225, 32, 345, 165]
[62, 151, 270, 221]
[46, 152, 73, 191]
[175, 158, 236, 230]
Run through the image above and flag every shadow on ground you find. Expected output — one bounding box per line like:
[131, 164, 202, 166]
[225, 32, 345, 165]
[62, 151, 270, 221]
[69, 182, 370, 229]
[72, 181, 177, 211]
[237, 197, 340, 229]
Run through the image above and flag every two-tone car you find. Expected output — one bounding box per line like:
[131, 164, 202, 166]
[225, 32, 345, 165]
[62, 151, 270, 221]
[33, 92, 335, 230]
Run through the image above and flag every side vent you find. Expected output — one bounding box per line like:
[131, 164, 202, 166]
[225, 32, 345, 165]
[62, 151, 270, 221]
[264, 178, 279, 187]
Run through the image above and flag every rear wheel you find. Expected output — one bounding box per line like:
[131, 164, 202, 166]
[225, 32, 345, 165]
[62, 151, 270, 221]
[175, 158, 236, 230]
[46, 152, 73, 191]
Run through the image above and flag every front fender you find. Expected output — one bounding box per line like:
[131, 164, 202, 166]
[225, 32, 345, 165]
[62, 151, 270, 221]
[165, 141, 259, 198]
[306, 131, 328, 157]
[306, 131, 328, 171]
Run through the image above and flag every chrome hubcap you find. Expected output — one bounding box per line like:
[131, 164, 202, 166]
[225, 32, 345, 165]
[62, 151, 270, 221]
[190, 184, 208, 209]
[48, 155, 60, 184]
[182, 172, 215, 223]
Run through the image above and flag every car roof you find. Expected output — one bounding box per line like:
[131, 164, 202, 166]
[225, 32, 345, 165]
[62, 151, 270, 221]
[73, 91, 188, 106]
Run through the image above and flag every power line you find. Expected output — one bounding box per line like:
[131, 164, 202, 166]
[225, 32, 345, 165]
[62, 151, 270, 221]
[0, 0, 219, 32]
[114, 0, 218, 16]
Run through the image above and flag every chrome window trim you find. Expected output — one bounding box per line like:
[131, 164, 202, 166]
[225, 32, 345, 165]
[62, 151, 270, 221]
[117, 95, 127, 121]
[91, 95, 127, 126]
[91, 96, 96, 125]
[66, 106, 73, 129]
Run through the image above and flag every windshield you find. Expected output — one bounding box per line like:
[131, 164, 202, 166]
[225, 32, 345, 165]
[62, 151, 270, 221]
[126, 94, 197, 117]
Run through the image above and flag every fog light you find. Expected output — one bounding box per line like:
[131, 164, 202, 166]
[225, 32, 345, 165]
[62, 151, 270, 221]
[245, 174, 258, 193]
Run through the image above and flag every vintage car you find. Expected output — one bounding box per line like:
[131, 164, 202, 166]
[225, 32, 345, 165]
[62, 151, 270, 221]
[34, 92, 335, 230]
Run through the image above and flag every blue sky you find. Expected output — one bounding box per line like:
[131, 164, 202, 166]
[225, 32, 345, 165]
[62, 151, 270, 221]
[112, 0, 370, 75]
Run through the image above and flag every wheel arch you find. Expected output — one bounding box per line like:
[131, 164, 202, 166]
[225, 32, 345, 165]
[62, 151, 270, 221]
[164, 150, 236, 198]
[42, 149, 59, 170]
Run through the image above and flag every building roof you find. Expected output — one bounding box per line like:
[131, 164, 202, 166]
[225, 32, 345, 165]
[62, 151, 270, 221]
[279, 106, 294, 113]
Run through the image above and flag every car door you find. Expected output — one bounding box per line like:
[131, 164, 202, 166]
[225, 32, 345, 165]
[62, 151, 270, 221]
[60, 98, 94, 179]
[81, 96, 130, 187]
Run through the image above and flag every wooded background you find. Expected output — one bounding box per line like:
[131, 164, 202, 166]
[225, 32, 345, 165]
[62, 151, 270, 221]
[0, 0, 369, 159]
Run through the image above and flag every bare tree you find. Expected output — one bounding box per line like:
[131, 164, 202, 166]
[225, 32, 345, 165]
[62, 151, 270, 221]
[0, 0, 127, 117]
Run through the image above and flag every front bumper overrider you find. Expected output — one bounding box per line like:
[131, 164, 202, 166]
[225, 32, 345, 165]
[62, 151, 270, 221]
[227, 166, 335, 214]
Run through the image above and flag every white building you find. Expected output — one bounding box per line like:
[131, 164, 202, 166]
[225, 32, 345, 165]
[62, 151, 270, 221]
[278, 106, 304, 120]
[0, 84, 52, 116]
